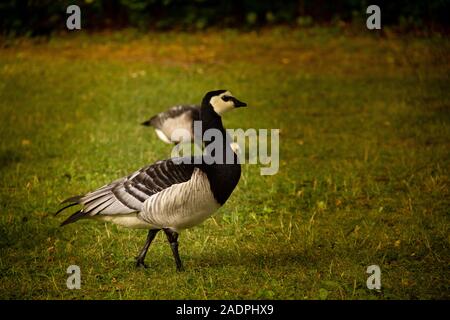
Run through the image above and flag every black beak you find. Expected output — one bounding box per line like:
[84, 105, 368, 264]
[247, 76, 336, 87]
[232, 98, 247, 108]
[141, 120, 151, 126]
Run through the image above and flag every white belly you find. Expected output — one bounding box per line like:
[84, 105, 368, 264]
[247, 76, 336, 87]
[160, 113, 193, 143]
[93, 214, 151, 229]
[139, 168, 221, 232]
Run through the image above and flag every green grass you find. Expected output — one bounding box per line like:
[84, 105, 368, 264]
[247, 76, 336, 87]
[0, 27, 449, 299]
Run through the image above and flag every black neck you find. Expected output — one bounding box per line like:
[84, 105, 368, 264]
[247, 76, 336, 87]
[198, 103, 241, 205]
[200, 105, 233, 156]
[200, 106, 223, 137]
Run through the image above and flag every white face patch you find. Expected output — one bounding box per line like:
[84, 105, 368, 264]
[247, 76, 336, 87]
[209, 91, 235, 115]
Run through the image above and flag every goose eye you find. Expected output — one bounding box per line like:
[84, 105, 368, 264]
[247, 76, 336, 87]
[222, 96, 231, 102]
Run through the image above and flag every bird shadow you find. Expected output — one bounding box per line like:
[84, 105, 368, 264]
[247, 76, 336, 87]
[184, 247, 317, 270]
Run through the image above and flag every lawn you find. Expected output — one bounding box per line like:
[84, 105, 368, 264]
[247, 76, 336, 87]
[0, 27, 449, 299]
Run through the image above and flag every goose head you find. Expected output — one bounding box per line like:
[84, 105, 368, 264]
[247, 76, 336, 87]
[202, 90, 247, 116]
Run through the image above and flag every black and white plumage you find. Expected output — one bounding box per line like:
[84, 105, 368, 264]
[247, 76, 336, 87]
[141, 104, 241, 154]
[141, 105, 200, 144]
[56, 90, 247, 271]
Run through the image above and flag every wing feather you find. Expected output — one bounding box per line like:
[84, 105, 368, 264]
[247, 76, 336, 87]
[57, 158, 197, 226]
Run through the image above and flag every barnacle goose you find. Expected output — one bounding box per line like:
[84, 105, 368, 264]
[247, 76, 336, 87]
[141, 104, 200, 144]
[141, 104, 241, 154]
[56, 90, 247, 271]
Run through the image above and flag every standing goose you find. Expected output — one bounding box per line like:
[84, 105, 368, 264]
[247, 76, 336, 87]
[141, 104, 241, 154]
[56, 90, 247, 271]
[141, 104, 200, 144]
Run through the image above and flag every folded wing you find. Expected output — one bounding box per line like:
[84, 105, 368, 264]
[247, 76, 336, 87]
[57, 158, 196, 226]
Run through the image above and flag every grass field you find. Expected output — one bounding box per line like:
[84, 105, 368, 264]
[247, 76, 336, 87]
[0, 27, 449, 299]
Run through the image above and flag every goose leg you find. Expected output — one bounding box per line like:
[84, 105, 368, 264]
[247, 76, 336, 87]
[163, 228, 184, 272]
[136, 229, 160, 268]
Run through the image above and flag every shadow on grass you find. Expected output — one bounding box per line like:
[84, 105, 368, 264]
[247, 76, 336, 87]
[0, 215, 62, 251]
[184, 246, 317, 270]
[0, 149, 21, 170]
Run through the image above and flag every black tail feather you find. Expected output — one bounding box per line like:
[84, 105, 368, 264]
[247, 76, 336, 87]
[60, 195, 83, 205]
[141, 115, 158, 127]
[60, 210, 86, 227]
[54, 202, 79, 216]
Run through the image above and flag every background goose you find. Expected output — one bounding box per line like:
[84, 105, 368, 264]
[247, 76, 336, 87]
[56, 90, 247, 271]
[141, 104, 241, 155]
[141, 104, 200, 144]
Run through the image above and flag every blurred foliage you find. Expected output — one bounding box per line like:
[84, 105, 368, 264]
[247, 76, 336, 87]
[1, 0, 449, 36]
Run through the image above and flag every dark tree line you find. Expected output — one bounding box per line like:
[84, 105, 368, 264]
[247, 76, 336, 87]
[1, 0, 449, 36]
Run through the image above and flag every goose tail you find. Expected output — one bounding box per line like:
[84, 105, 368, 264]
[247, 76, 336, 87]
[60, 210, 85, 226]
[55, 194, 87, 226]
[141, 115, 158, 127]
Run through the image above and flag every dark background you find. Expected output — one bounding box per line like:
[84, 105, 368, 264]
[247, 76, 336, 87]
[1, 0, 449, 36]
